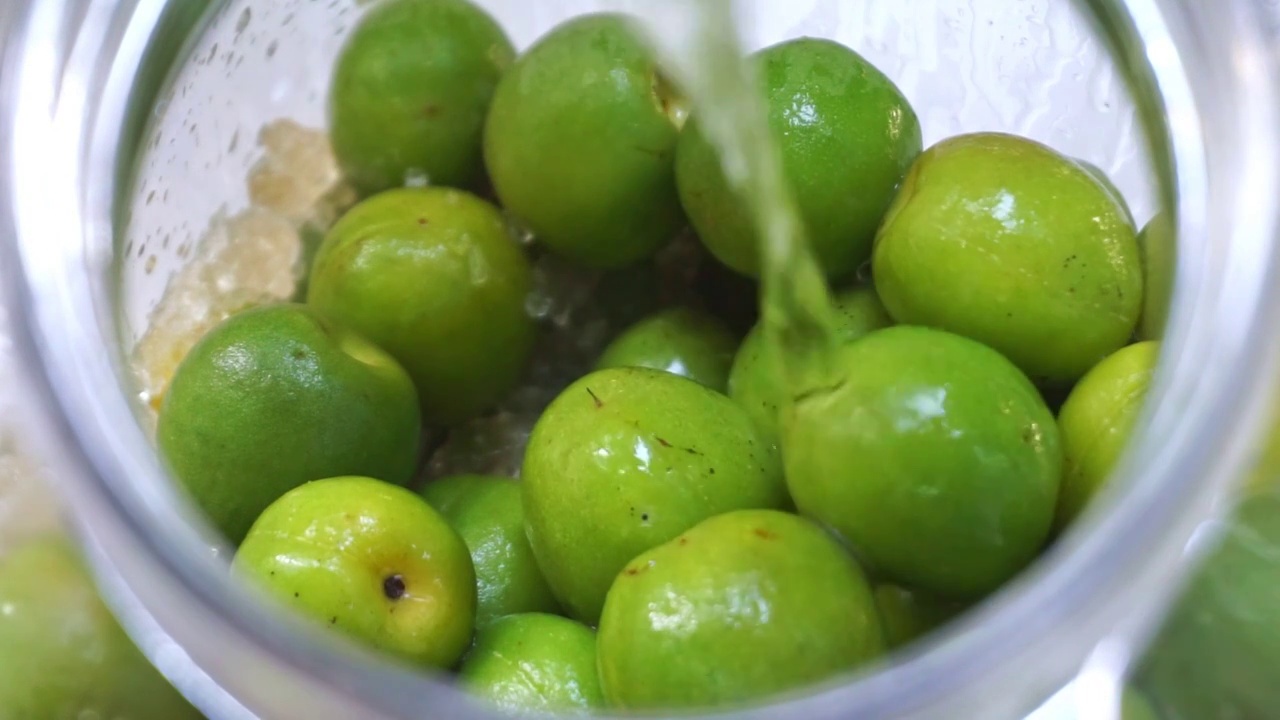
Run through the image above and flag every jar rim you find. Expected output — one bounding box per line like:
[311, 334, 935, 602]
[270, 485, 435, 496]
[4, 0, 1280, 718]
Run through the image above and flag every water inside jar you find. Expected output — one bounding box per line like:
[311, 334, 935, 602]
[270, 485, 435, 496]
[652, 0, 846, 409]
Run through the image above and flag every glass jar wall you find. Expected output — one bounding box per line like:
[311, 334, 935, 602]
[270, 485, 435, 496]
[2, 1, 1280, 718]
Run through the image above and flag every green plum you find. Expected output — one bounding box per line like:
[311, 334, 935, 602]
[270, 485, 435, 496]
[874, 132, 1143, 383]
[308, 187, 536, 426]
[1138, 490, 1280, 720]
[1122, 688, 1160, 720]
[484, 13, 686, 268]
[292, 223, 329, 302]
[329, 0, 514, 195]
[0, 537, 201, 719]
[1248, 403, 1280, 495]
[677, 37, 920, 279]
[874, 584, 966, 650]
[1076, 159, 1135, 227]
[595, 307, 737, 392]
[459, 613, 603, 714]
[235, 476, 475, 668]
[1056, 341, 1159, 529]
[421, 474, 559, 627]
[522, 367, 788, 623]
[729, 286, 892, 438]
[1137, 213, 1176, 341]
[157, 303, 421, 544]
[783, 326, 1061, 599]
[597, 509, 884, 710]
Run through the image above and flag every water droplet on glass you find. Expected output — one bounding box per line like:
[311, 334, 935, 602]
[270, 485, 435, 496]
[551, 305, 574, 329]
[503, 214, 536, 246]
[855, 259, 874, 284]
[403, 168, 430, 187]
[525, 292, 553, 319]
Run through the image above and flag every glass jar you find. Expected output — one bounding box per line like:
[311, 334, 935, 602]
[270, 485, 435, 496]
[1, 0, 1279, 718]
